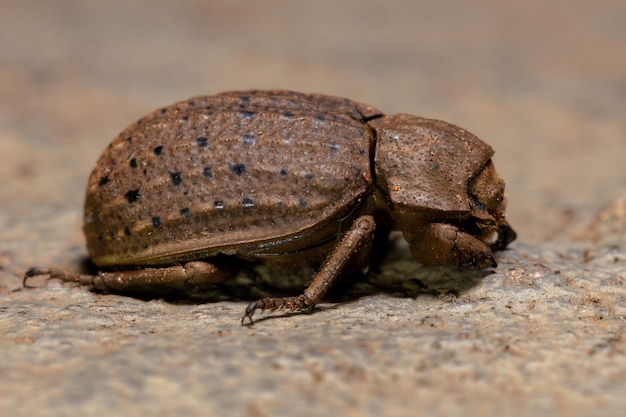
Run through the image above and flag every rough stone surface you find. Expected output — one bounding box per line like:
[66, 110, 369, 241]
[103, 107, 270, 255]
[1, 1, 625, 416]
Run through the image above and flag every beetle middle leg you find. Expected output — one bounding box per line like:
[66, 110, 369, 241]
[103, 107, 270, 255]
[23, 261, 240, 292]
[242, 215, 376, 325]
[406, 223, 497, 269]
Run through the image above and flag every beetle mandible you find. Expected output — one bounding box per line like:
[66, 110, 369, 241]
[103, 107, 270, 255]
[25, 90, 516, 324]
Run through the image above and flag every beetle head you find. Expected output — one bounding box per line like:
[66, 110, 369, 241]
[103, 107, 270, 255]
[467, 159, 517, 250]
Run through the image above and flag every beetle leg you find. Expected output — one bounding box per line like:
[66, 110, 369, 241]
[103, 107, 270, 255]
[242, 215, 376, 325]
[406, 223, 497, 269]
[23, 261, 239, 292]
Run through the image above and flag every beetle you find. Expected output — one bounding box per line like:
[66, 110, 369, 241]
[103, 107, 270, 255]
[25, 90, 516, 324]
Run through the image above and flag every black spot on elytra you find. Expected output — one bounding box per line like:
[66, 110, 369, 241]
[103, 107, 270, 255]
[214, 200, 224, 210]
[125, 189, 140, 203]
[202, 166, 212, 178]
[180, 207, 190, 218]
[359, 149, 365, 155]
[169, 172, 182, 186]
[315, 115, 325, 123]
[239, 95, 250, 103]
[240, 110, 255, 119]
[229, 163, 246, 176]
[242, 134, 256, 145]
[98, 175, 110, 186]
[129, 158, 137, 168]
[299, 198, 308, 208]
[282, 112, 294, 120]
[196, 136, 208, 147]
[154, 146, 163, 155]
[280, 168, 288, 176]
[182, 116, 189, 122]
[160, 108, 167, 114]
[152, 216, 161, 227]
[126, 136, 132, 142]
[124, 227, 132, 236]
[242, 197, 255, 209]
[188, 100, 196, 107]
[327, 143, 340, 151]
[304, 173, 313, 181]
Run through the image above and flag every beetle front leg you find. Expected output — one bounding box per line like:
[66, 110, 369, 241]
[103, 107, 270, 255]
[24, 261, 239, 292]
[406, 223, 497, 269]
[242, 215, 376, 325]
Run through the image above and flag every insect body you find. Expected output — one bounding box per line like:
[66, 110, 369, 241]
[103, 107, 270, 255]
[25, 90, 516, 324]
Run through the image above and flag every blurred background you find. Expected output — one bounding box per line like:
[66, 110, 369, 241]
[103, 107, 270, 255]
[1, 2, 625, 416]
[2, 0, 625, 255]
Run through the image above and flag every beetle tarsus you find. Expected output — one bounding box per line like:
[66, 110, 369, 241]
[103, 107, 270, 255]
[241, 294, 315, 326]
[23, 267, 88, 288]
[22, 267, 63, 288]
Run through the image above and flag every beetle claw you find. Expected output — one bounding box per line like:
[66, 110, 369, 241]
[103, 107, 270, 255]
[241, 302, 260, 326]
[23, 267, 52, 288]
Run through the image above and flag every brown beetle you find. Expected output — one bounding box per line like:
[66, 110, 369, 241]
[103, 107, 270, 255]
[25, 90, 516, 324]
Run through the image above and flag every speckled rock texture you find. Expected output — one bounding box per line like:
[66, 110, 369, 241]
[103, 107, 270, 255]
[1, 1, 624, 416]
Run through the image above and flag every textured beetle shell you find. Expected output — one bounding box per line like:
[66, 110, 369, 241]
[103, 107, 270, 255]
[371, 114, 494, 215]
[84, 91, 383, 267]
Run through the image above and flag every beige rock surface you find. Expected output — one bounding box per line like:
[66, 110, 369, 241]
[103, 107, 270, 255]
[1, 1, 625, 416]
